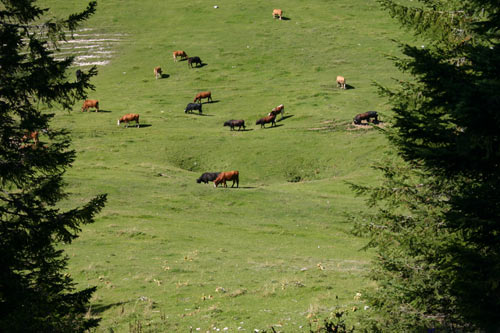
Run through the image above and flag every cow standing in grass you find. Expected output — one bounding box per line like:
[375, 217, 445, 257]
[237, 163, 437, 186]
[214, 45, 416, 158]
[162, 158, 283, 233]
[256, 114, 276, 128]
[173, 50, 188, 62]
[269, 104, 284, 120]
[194, 91, 212, 103]
[117, 113, 140, 127]
[188, 56, 202, 68]
[353, 111, 379, 125]
[337, 76, 346, 89]
[197, 172, 220, 184]
[185, 103, 202, 114]
[273, 9, 283, 20]
[154, 66, 162, 79]
[81, 99, 99, 112]
[214, 171, 239, 188]
[224, 119, 246, 131]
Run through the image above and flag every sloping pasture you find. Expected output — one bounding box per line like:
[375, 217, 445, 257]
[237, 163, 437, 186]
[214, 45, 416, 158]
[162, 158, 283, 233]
[42, 0, 408, 331]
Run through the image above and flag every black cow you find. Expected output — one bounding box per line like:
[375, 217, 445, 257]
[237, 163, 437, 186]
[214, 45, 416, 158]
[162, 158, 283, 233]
[224, 119, 246, 131]
[188, 56, 202, 68]
[353, 111, 379, 125]
[76, 69, 82, 82]
[197, 172, 220, 184]
[185, 103, 203, 114]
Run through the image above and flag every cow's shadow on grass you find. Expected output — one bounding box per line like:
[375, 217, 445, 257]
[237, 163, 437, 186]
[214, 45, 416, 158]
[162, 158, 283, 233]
[92, 301, 129, 314]
[226, 128, 254, 132]
[95, 110, 112, 113]
[277, 114, 294, 122]
[187, 113, 214, 117]
[345, 84, 355, 90]
[121, 124, 151, 128]
[261, 124, 284, 129]
[281, 16, 291, 21]
[202, 100, 220, 104]
[216, 186, 256, 189]
[160, 74, 170, 79]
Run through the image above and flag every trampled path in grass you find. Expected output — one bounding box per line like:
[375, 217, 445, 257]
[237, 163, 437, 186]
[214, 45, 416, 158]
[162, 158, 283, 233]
[42, 0, 409, 331]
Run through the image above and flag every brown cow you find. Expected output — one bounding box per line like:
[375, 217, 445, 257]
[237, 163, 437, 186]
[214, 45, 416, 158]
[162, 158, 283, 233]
[154, 66, 162, 79]
[273, 9, 283, 20]
[336, 76, 346, 89]
[268, 104, 284, 119]
[194, 91, 213, 103]
[256, 114, 276, 128]
[117, 113, 140, 128]
[20, 130, 40, 148]
[173, 50, 188, 62]
[81, 99, 99, 112]
[214, 171, 239, 188]
[21, 131, 39, 145]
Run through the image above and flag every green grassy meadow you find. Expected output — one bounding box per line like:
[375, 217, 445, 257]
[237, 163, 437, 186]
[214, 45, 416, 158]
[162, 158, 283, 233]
[41, 0, 408, 331]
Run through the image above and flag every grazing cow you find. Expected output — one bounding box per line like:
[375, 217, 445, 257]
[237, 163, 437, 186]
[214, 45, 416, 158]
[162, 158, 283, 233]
[117, 113, 140, 127]
[194, 91, 212, 103]
[187, 56, 203, 68]
[197, 172, 220, 184]
[173, 50, 188, 62]
[214, 170, 239, 188]
[353, 111, 379, 125]
[273, 9, 283, 20]
[256, 114, 276, 128]
[184, 103, 203, 114]
[153, 66, 162, 79]
[81, 99, 99, 112]
[224, 119, 246, 131]
[76, 69, 82, 82]
[268, 104, 285, 119]
[21, 130, 40, 146]
[337, 76, 346, 89]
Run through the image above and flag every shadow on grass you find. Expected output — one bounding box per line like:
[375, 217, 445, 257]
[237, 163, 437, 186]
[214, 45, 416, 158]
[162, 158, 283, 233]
[94, 110, 112, 113]
[92, 301, 129, 314]
[121, 124, 152, 128]
[260, 124, 284, 129]
[202, 100, 220, 104]
[186, 113, 214, 117]
[215, 186, 256, 189]
[345, 84, 355, 90]
[160, 74, 170, 79]
[281, 16, 291, 21]
[189, 63, 207, 69]
[277, 114, 294, 122]
[225, 128, 253, 132]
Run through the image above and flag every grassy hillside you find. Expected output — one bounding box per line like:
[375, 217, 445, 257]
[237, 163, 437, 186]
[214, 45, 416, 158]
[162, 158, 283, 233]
[41, 0, 407, 331]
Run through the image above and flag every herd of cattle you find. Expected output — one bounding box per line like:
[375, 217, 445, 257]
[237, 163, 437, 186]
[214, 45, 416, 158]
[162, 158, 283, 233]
[73, 8, 381, 188]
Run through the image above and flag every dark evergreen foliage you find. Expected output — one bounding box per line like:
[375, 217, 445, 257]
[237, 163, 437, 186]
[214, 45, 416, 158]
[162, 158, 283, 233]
[0, 1, 106, 331]
[353, 0, 500, 331]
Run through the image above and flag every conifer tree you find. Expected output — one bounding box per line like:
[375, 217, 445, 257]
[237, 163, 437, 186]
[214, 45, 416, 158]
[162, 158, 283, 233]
[0, 1, 106, 331]
[353, 0, 500, 330]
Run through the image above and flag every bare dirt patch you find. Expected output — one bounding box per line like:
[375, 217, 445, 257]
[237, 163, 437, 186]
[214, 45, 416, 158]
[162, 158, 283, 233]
[309, 119, 388, 132]
[56, 29, 126, 67]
